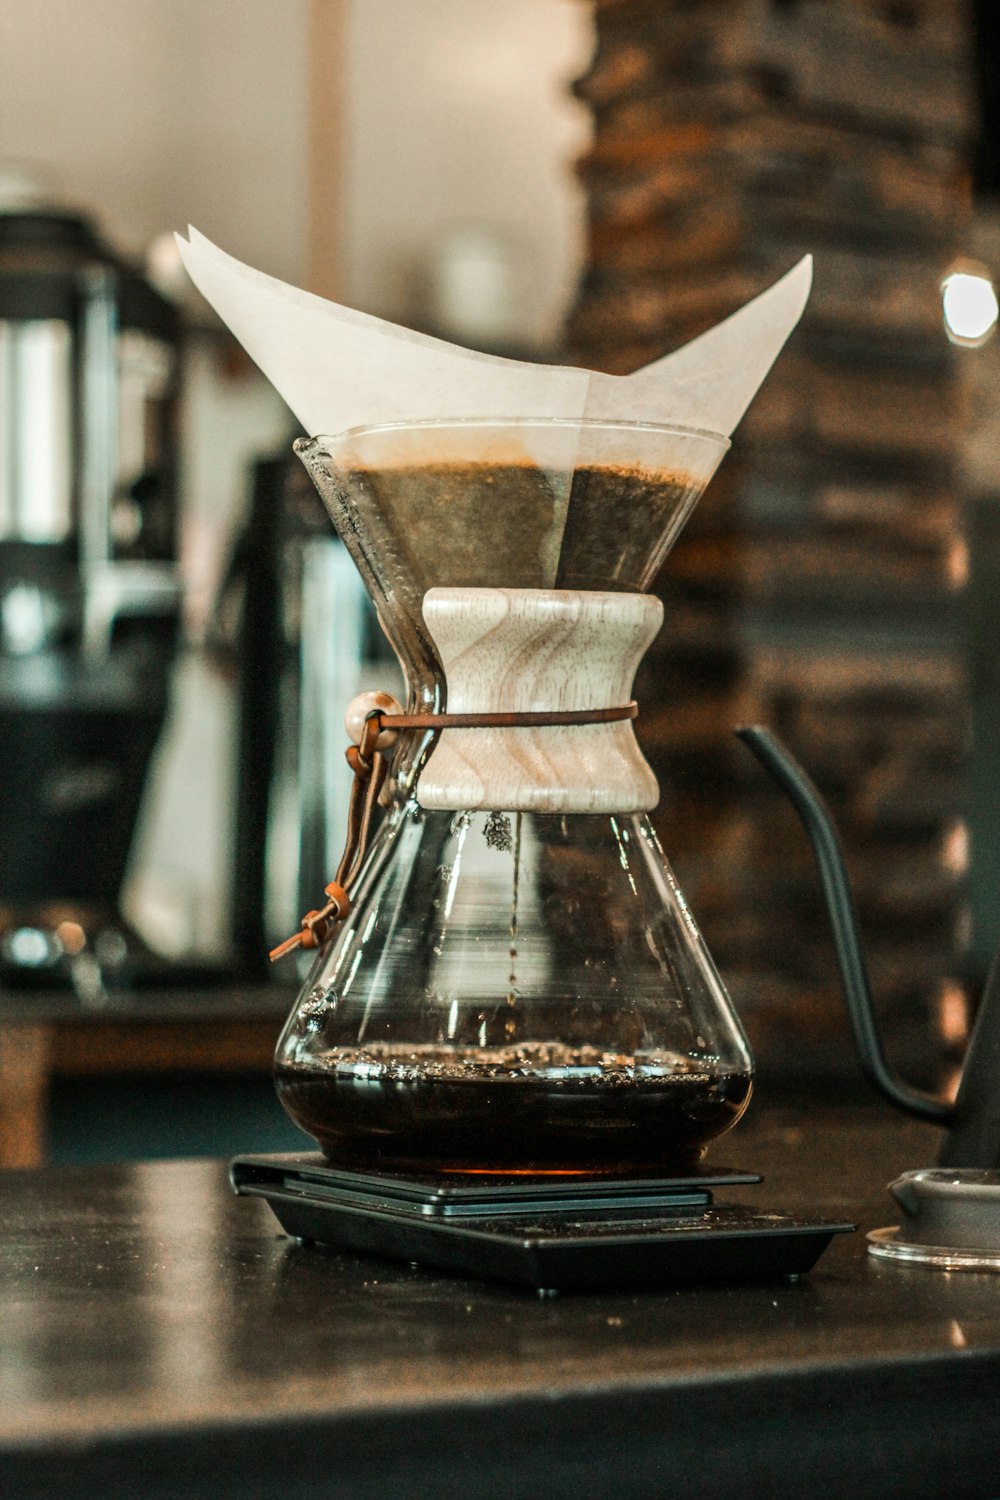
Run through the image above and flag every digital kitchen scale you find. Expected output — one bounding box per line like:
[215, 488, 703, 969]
[231, 1154, 854, 1292]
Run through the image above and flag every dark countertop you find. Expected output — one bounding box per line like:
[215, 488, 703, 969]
[3, 1100, 1000, 1500]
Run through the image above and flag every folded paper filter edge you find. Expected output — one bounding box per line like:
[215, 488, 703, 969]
[175, 228, 811, 442]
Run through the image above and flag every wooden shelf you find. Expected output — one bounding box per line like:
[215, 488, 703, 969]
[0, 986, 295, 1169]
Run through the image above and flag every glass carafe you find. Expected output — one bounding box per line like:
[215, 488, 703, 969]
[274, 419, 753, 1175]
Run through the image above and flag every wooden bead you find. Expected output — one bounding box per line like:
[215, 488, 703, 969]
[344, 690, 402, 751]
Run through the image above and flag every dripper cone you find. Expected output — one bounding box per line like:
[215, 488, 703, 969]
[297, 418, 728, 710]
[174, 228, 809, 707]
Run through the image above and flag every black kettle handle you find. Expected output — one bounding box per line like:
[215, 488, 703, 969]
[939, 948, 1000, 1168]
[736, 725, 953, 1127]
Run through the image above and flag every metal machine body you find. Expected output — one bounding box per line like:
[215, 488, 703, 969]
[0, 198, 182, 996]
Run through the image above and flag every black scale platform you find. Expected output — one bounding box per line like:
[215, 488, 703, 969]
[231, 1154, 854, 1291]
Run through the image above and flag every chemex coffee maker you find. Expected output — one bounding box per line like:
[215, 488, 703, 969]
[0, 178, 183, 999]
[180, 231, 857, 1288]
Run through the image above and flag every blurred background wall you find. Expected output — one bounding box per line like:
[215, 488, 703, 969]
[566, 0, 979, 1094]
[0, 0, 309, 279]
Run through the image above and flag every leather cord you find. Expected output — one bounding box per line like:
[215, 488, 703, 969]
[381, 702, 637, 730]
[269, 712, 387, 963]
[269, 699, 639, 962]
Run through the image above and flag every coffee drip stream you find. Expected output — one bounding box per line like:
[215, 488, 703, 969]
[272, 419, 755, 1177]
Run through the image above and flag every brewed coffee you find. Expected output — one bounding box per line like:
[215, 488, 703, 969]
[345, 461, 699, 598]
[275, 1044, 751, 1176]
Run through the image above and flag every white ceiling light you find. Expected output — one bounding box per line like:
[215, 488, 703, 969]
[941, 261, 999, 348]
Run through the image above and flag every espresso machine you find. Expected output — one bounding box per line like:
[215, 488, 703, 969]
[0, 189, 183, 998]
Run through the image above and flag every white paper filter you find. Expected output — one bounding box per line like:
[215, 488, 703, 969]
[176, 227, 811, 447]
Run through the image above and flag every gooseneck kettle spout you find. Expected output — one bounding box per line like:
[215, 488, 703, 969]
[737, 726, 1000, 1168]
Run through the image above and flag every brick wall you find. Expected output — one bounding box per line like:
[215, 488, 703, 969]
[567, 0, 976, 1087]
